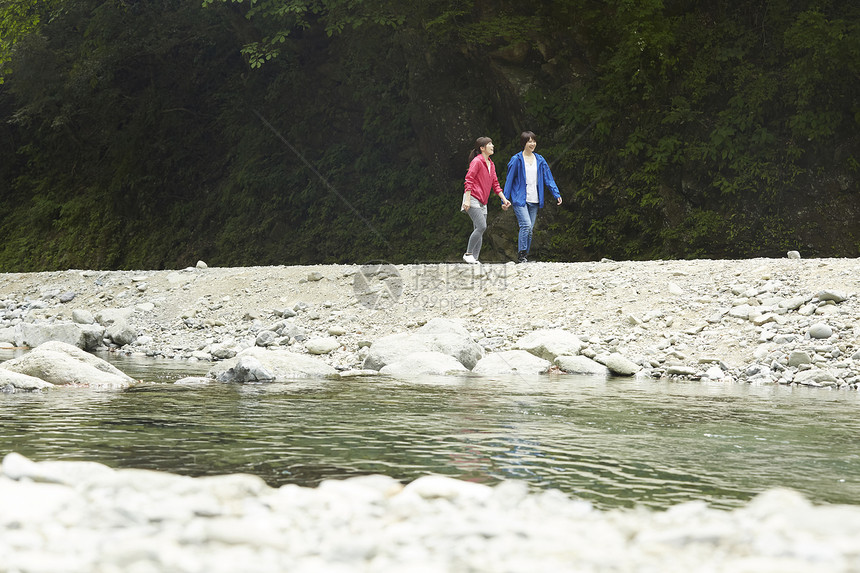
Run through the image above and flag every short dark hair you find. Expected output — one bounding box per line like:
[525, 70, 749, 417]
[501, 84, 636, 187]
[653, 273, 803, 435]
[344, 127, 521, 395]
[520, 131, 537, 147]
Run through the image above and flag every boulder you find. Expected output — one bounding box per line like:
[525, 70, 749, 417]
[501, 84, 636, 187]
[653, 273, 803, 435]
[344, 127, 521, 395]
[412, 318, 484, 369]
[14, 322, 105, 351]
[71, 309, 96, 325]
[0, 327, 15, 347]
[208, 347, 337, 382]
[362, 333, 434, 371]
[554, 355, 609, 377]
[105, 320, 137, 347]
[788, 351, 812, 367]
[0, 369, 54, 392]
[816, 290, 848, 303]
[380, 351, 470, 377]
[515, 329, 583, 361]
[0, 341, 134, 388]
[793, 368, 838, 387]
[95, 308, 134, 325]
[597, 353, 642, 376]
[363, 319, 483, 371]
[213, 355, 275, 383]
[472, 350, 550, 376]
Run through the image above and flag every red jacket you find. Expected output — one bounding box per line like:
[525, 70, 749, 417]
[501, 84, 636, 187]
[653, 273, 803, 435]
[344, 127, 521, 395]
[464, 154, 503, 205]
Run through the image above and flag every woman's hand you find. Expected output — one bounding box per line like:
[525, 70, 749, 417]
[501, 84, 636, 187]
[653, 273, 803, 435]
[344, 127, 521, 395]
[557, 196, 563, 206]
[462, 192, 471, 211]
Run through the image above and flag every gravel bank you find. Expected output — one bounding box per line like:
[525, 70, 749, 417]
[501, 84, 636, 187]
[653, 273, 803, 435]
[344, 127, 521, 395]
[1, 257, 859, 387]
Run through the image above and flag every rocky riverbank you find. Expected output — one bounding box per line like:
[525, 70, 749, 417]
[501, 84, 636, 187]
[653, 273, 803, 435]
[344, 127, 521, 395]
[1, 256, 859, 390]
[3, 258, 860, 572]
[3, 452, 860, 572]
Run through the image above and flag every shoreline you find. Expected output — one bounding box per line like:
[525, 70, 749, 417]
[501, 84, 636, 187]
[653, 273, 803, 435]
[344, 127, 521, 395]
[1, 257, 859, 388]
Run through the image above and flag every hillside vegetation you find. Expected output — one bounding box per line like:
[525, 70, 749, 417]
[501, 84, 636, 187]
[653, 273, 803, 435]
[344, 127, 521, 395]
[1, 0, 857, 270]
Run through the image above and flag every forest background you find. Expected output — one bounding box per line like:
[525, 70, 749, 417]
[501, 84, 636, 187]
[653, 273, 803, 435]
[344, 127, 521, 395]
[0, 0, 857, 271]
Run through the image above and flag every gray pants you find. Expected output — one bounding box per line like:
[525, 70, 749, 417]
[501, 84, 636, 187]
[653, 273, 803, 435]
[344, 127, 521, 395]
[464, 197, 488, 259]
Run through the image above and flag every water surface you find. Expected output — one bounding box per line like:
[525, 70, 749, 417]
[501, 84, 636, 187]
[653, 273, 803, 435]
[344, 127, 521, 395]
[2, 351, 859, 510]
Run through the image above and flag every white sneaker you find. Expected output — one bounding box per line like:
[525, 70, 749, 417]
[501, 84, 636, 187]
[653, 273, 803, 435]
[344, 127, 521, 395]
[462, 254, 479, 264]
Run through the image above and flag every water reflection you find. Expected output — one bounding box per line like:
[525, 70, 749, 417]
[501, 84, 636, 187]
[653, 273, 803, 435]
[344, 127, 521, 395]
[2, 351, 860, 510]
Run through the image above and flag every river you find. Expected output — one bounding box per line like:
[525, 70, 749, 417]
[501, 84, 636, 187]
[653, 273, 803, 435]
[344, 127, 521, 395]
[2, 351, 859, 511]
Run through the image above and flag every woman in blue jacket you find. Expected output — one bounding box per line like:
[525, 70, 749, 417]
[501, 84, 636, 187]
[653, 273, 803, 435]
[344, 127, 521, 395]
[503, 131, 562, 263]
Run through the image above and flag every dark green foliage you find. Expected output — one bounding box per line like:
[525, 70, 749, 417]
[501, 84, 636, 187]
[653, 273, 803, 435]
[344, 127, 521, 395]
[0, 0, 857, 271]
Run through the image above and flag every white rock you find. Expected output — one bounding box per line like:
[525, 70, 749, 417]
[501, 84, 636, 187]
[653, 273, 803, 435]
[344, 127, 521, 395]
[554, 355, 609, 377]
[794, 368, 838, 386]
[514, 329, 584, 361]
[472, 350, 551, 375]
[808, 323, 833, 339]
[598, 353, 641, 376]
[0, 369, 53, 391]
[305, 337, 341, 355]
[0, 342, 133, 388]
[380, 351, 469, 377]
[208, 347, 337, 381]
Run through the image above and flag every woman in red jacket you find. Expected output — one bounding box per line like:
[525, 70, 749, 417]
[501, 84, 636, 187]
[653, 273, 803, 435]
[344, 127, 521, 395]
[462, 136, 511, 264]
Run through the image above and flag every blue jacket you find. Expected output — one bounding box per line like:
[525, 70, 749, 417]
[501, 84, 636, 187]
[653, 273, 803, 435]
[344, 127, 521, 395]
[503, 152, 561, 208]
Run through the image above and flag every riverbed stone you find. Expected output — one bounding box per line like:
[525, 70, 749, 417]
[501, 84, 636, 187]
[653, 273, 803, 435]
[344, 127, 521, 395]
[213, 355, 275, 383]
[95, 307, 135, 325]
[788, 351, 813, 367]
[666, 365, 698, 377]
[14, 321, 99, 350]
[0, 343, 134, 388]
[816, 290, 848, 303]
[72, 309, 96, 324]
[208, 347, 337, 381]
[380, 351, 469, 377]
[0, 369, 53, 392]
[554, 355, 609, 377]
[305, 337, 340, 355]
[793, 368, 839, 387]
[363, 319, 482, 371]
[0, 327, 14, 346]
[808, 323, 833, 339]
[362, 333, 433, 370]
[598, 353, 642, 376]
[105, 319, 137, 347]
[514, 329, 583, 361]
[412, 318, 484, 369]
[472, 350, 550, 376]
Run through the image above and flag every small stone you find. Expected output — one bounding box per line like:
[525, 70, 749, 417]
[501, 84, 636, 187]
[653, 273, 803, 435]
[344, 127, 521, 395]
[788, 351, 812, 367]
[665, 365, 697, 377]
[305, 337, 340, 355]
[196, 260, 208, 269]
[58, 292, 76, 303]
[816, 290, 848, 303]
[808, 323, 833, 339]
[786, 251, 801, 259]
